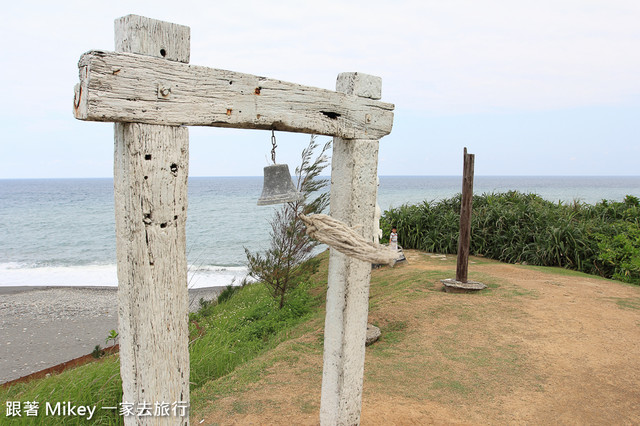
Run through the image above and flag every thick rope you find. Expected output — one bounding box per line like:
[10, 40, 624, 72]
[299, 213, 398, 266]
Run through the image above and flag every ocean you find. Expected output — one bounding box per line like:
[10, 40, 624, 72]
[1, 176, 638, 288]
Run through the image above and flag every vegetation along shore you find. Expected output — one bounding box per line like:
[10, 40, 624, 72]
[382, 191, 640, 284]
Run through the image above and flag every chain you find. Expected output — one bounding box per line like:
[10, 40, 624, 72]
[271, 130, 277, 164]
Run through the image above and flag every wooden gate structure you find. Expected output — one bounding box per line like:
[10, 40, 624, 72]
[73, 15, 394, 425]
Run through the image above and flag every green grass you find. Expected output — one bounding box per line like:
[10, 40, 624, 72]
[431, 379, 470, 395]
[1, 260, 323, 425]
[375, 321, 408, 347]
[521, 264, 612, 280]
[607, 297, 640, 311]
[0, 356, 123, 425]
[188, 280, 316, 388]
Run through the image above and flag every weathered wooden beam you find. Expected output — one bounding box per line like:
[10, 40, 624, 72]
[73, 50, 394, 139]
[320, 73, 380, 426]
[112, 15, 190, 425]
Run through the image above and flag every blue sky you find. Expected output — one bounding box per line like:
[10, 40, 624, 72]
[1, 0, 638, 178]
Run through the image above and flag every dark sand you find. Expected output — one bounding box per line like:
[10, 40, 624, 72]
[0, 286, 224, 384]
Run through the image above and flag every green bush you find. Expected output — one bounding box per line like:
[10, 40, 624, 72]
[597, 224, 640, 283]
[382, 191, 640, 284]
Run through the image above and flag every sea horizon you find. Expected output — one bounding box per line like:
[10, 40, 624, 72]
[2, 174, 640, 179]
[2, 175, 639, 289]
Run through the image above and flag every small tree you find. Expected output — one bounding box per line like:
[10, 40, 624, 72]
[246, 135, 331, 308]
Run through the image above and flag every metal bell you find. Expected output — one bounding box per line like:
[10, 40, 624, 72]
[257, 164, 304, 205]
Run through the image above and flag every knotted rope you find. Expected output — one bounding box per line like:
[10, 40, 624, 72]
[299, 213, 398, 266]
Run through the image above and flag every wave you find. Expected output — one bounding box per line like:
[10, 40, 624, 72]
[0, 263, 250, 289]
[189, 264, 248, 273]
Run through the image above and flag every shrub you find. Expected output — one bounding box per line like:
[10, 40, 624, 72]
[597, 224, 640, 283]
[381, 191, 640, 283]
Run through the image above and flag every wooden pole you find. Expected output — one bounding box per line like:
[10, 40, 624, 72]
[320, 73, 382, 425]
[113, 15, 191, 425]
[456, 147, 475, 283]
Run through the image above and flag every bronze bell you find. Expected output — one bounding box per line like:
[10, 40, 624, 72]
[257, 164, 304, 205]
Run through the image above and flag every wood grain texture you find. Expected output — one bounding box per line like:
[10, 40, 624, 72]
[115, 14, 190, 63]
[320, 72, 380, 426]
[74, 51, 394, 139]
[113, 15, 191, 425]
[456, 147, 475, 283]
[335, 72, 382, 100]
[115, 123, 190, 425]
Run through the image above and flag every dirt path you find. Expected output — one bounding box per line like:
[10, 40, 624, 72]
[193, 250, 640, 424]
[472, 261, 640, 424]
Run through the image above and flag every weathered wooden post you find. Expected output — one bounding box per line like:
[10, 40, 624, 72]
[441, 147, 485, 293]
[113, 16, 191, 424]
[321, 72, 381, 425]
[456, 147, 474, 282]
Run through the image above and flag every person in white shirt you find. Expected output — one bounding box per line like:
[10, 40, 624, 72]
[389, 227, 398, 252]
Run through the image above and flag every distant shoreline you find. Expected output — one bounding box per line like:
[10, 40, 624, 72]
[0, 285, 118, 295]
[0, 285, 227, 384]
[2, 174, 640, 180]
[0, 284, 226, 296]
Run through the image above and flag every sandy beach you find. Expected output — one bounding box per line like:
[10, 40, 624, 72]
[0, 286, 224, 384]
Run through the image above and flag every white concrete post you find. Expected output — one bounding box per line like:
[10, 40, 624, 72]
[113, 15, 191, 425]
[320, 72, 382, 425]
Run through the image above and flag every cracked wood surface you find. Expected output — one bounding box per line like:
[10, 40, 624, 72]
[112, 15, 191, 426]
[74, 50, 394, 139]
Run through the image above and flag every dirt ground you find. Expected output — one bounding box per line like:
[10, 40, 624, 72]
[193, 250, 640, 425]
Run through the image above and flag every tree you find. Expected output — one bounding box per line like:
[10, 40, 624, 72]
[245, 135, 331, 308]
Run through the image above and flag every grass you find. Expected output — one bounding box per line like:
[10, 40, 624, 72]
[188, 278, 316, 388]
[522, 264, 613, 280]
[0, 356, 123, 425]
[1, 257, 324, 425]
[607, 297, 640, 311]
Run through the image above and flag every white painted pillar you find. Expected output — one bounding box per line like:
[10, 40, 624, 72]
[113, 15, 191, 425]
[320, 72, 382, 425]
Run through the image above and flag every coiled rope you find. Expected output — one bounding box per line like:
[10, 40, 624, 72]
[298, 213, 397, 266]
